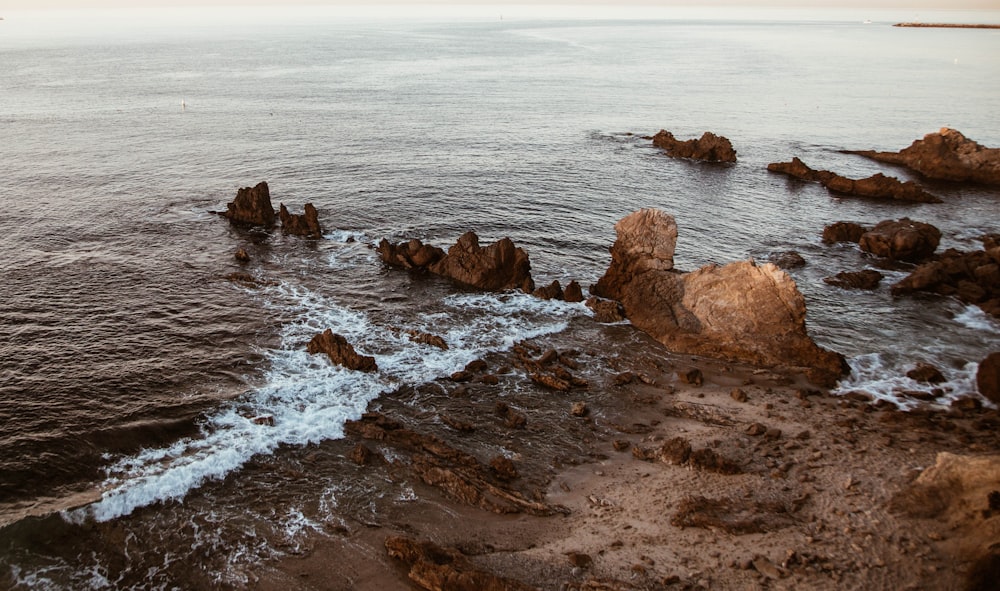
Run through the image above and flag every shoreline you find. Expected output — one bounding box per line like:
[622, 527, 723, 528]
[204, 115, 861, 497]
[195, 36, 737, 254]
[248, 317, 1000, 591]
[894, 22, 1000, 29]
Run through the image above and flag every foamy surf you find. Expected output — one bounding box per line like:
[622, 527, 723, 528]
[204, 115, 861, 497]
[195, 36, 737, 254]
[834, 353, 984, 410]
[67, 282, 584, 524]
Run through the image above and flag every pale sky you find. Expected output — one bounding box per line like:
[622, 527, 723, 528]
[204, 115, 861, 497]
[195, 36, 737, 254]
[3, 0, 999, 9]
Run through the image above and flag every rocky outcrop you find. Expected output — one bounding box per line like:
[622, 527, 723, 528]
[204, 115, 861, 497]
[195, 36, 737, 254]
[593, 209, 846, 385]
[379, 233, 534, 293]
[824, 269, 884, 290]
[977, 353, 1000, 404]
[306, 329, 377, 372]
[850, 128, 1000, 185]
[224, 181, 276, 226]
[278, 203, 323, 238]
[377, 238, 446, 270]
[891, 242, 1000, 317]
[385, 536, 538, 591]
[858, 218, 941, 262]
[769, 251, 806, 269]
[768, 157, 942, 203]
[822, 221, 868, 244]
[563, 280, 584, 303]
[652, 130, 737, 163]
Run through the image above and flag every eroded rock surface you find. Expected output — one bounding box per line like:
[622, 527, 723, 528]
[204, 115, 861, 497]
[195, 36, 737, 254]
[858, 218, 941, 262]
[224, 181, 276, 226]
[278, 202, 323, 238]
[652, 130, 737, 162]
[593, 209, 846, 385]
[851, 128, 1000, 185]
[385, 536, 538, 591]
[768, 157, 942, 203]
[824, 269, 884, 290]
[306, 329, 378, 372]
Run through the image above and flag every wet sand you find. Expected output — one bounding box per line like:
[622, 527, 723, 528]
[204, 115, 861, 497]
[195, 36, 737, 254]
[251, 316, 1000, 591]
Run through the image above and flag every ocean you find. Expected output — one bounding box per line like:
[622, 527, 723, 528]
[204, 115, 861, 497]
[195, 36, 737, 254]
[1, 5, 999, 588]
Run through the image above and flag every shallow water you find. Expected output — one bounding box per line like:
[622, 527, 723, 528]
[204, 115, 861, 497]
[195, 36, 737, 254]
[1, 7, 999, 588]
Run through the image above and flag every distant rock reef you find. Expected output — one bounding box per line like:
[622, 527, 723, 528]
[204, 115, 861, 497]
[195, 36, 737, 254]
[652, 130, 737, 163]
[222, 180, 324, 238]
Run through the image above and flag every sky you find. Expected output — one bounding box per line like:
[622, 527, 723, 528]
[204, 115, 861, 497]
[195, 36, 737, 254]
[3, 0, 998, 9]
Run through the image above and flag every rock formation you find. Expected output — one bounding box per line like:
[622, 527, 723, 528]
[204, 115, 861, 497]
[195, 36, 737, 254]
[768, 157, 942, 203]
[977, 353, 1000, 405]
[379, 232, 534, 293]
[858, 218, 941, 262]
[824, 269, 884, 290]
[385, 536, 538, 591]
[850, 128, 1000, 185]
[306, 329, 377, 372]
[278, 203, 323, 239]
[593, 209, 846, 385]
[563, 280, 585, 303]
[652, 130, 737, 163]
[224, 181, 276, 226]
[892, 240, 1000, 318]
[822, 221, 868, 244]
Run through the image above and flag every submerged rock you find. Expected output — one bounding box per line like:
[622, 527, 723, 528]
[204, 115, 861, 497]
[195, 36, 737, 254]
[652, 130, 737, 162]
[850, 128, 1000, 185]
[891, 245, 1000, 316]
[768, 157, 942, 203]
[824, 269, 884, 290]
[306, 329, 377, 372]
[278, 202, 323, 239]
[593, 209, 846, 385]
[224, 181, 276, 226]
[822, 221, 868, 244]
[858, 218, 941, 262]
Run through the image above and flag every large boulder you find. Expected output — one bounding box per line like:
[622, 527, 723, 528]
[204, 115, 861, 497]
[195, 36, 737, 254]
[278, 203, 323, 238]
[858, 218, 941, 262]
[224, 181, 276, 226]
[768, 157, 942, 203]
[977, 352, 1000, 404]
[822, 221, 868, 244]
[593, 209, 846, 385]
[851, 128, 1000, 185]
[306, 329, 377, 372]
[652, 130, 737, 163]
[378, 238, 446, 270]
[892, 244, 1000, 317]
[428, 232, 534, 293]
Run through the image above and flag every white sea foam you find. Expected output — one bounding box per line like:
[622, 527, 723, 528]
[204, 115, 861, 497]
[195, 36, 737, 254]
[67, 283, 582, 524]
[834, 353, 986, 410]
[954, 304, 1000, 334]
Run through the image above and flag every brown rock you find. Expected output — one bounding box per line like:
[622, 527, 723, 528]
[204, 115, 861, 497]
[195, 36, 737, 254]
[586, 297, 626, 323]
[530, 372, 571, 392]
[768, 158, 942, 203]
[660, 437, 692, 465]
[533, 280, 563, 300]
[859, 218, 942, 262]
[822, 221, 868, 244]
[563, 280, 585, 303]
[892, 248, 1000, 316]
[224, 181, 276, 226]
[678, 368, 703, 386]
[428, 232, 534, 292]
[407, 330, 449, 350]
[592, 209, 847, 385]
[566, 552, 593, 569]
[907, 362, 946, 384]
[349, 443, 379, 465]
[850, 128, 1000, 185]
[653, 130, 737, 162]
[385, 536, 539, 591]
[977, 352, 1000, 404]
[378, 237, 446, 270]
[570, 402, 589, 417]
[769, 251, 806, 269]
[747, 423, 767, 436]
[234, 247, 250, 262]
[306, 329, 377, 372]
[824, 269, 884, 290]
[495, 402, 527, 429]
[689, 448, 742, 474]
[278, 202, 323, 238]
[489, 456, 519, 481]
[730, 388, 748, 402]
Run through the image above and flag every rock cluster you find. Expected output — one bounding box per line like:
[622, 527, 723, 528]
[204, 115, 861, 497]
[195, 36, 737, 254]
[892, 240, 1000, 317]
[224, 181, 276, 226]
[767, 157, 942, 203]
[652, 130, 737, 163]
[278, 203, 323, 238]
[379, 232, 534, 293]
[592, 209, 846, 385]
[850, 128, 1000, 185]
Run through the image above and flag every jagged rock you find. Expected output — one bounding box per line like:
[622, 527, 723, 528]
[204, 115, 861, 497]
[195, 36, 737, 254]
[278, 203, 323, 238]
[533, 280, 563, 300]
[652, 130, 737, 162]
[769, 251, 806, 269]
[224, 181, 276, 226]
[977, 352, 1000, 404]
[377, 238, 446, 270]
[907, 362, 946, 384]
[234, 247, 250, 262]
[768, 157, 942, 203]
[592, 209, 846, 385]
[428, 232, 534, 292]
[823, 269, 884, 290]
[570, 401, 589, 417]
[306, 329, 377, 372]
[659, 437, 692, 465]
[892, 247, 1000, 316]
[563, 280, 585, 303]
[850, 128, 1000, 185]
[385, 536, 538, 591]
[858, 218, 941, 262]
[585, 297, 625, 323]
[822, 221, 868, 244]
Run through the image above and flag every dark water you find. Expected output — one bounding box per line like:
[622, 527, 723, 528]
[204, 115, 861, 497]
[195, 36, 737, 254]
[1, 7, 999, 588]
